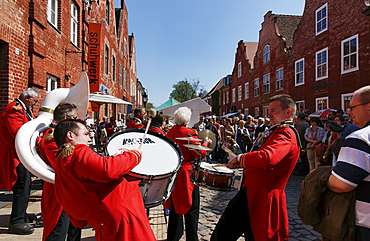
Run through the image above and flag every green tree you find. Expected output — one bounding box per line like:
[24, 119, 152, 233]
[146, 102, 154, 109]
[170, 78, 206, 102]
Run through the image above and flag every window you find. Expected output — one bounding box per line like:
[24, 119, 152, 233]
[296, 101, 305, 113]
[295, 58, 304, 86]
[316, 3, 327, 35]
[316, 47, 328, 80]
[244, 83, 249, 99]
[124, 38, 127, 59]
[112, 56, 116, 81]
[263, 45, 270, 63]
[341, 93, 353, 112]
[341, 34, 358, 74]
[232, 88, 236, 103]
[70, 2, 78, 45]
[124, 68, 127, 90]
[244, 108, 249, 116]
[276, 68, 284, 91]
[254, 107, 260, 117]
[223, 92, 225, 105]
[254, 79, 259, 97]
[237, 62, 242, 78]
[263, 73, 270, 94]
[106, 0, 110, 24]
[316, 97, 329, 111]
[46, 74, 58, 93]
[47, 0, 58, 27]
[226, 91, 229, 104]
[119, 63, 123, 86]
[263, 105, 269, 117]
[105, 45, 109, 74]
[238, 85, 242, 101]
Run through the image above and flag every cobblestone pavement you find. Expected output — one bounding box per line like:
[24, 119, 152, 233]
[0, 169, 322, 241]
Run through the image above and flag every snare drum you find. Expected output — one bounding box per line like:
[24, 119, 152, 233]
[191, 162, 235, 191]
[106, 129, 183, 208]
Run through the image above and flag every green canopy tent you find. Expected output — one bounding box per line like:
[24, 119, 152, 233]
[153, 98, 180, 111]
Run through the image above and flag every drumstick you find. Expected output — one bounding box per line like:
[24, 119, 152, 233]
[213, 164, 226, 167]
[221, 145, 237, 158]
[138, 118, 152, 151]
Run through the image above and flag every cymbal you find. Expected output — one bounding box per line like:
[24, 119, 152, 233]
[184, 144, 213, 152]
[176, 136, 203, 141]
[198, 129, 216, 151]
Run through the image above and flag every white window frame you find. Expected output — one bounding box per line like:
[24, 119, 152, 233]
[232, 88, 236, 103]
[276, 68, 284, 91]
[244, 108, 249, 116]
[46, 74, 58, 93]
[119, 62, 123, 87]
[316, 97, 329, 111]
[70, 2, 78, 46]
[254, 107, 259, 117]
[237, 62, 242, 78]
[296, 100, 305, 113]
[47, 0, 58, 28]
[295, 58, 304, 86]
[316, 3, 328, 35]
[263, 73, 270, 94]
[341, 34, 359, 74]
[254, 79, 259, 97]
[124, 68, 127, 90]
[124, 38, 127, 59]
[112, 55, 116, 81]
[238, 85, 242, 101]
[341, 93, 354, 113]
[263, 45, 270, 63]
[316, 47, 328, 81]
[263, 105, 269, 117]
[244, 82, 249, 99]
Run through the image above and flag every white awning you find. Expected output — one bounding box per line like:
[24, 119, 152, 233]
[89, 93, 132, 105]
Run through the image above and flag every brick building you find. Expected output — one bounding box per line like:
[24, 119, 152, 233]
[211, 0, 370, 118]
[0, 0, 143, 121]
[290, 0, 370, 113]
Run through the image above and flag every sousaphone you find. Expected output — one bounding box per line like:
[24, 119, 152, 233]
[15, 72, 89, 183]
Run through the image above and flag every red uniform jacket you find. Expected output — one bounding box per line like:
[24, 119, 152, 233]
[55, 144, 155, 241]
[164, 125, 206, 214]
[239, 125, 300, 241]
[148, 126, 166, 135]
[126, 118, 143, 129]
[0, 100, 29, 190]
[38, 127, 64, 240]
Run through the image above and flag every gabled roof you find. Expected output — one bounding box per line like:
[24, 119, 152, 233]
[275, 14, 302, 48]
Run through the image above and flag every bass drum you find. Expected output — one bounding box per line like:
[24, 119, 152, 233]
[106, 129, 183, 208]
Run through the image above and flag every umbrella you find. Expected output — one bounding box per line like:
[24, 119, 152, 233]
[308, 109, 336, 118]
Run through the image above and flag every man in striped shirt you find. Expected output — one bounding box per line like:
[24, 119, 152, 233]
[328, 85, 370, 240]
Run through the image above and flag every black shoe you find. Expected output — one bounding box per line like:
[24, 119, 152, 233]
[8, 223, 34, 235]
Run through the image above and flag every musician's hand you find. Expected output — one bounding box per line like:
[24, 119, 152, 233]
[226, 157, 239, 169]
[203, 137, 212, 147]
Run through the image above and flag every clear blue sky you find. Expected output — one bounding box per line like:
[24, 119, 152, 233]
[114, 0, 305, 107]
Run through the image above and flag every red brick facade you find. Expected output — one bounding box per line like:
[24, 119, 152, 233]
[0, 0, 141, 120]
[214, 0, 370, 117]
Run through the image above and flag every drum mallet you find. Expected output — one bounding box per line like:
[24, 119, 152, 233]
[138, 109, 156, 150]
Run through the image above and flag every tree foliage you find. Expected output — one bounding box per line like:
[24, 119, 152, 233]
[170, 78, 206, 102]
[146, 102, 154, 109]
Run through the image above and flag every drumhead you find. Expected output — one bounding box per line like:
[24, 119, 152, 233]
[199, 162, 234, 174]
[107, 129, 182, 176]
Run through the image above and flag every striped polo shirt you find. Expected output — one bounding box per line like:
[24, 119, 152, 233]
[332, 121, 370, 232]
